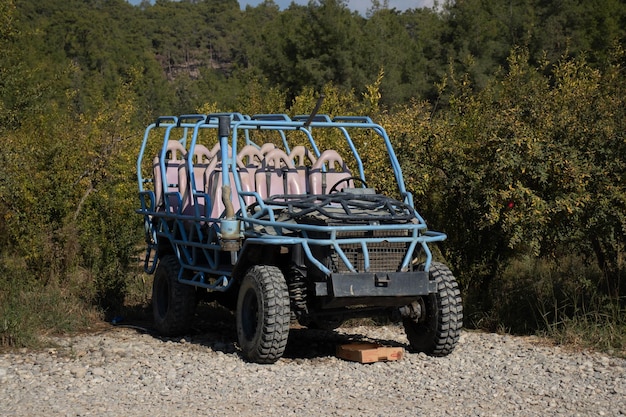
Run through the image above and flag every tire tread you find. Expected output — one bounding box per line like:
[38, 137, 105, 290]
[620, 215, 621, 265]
[237, 265, 290, 364]
[404, 262, 463, 356]
[152, 254, 196, 336]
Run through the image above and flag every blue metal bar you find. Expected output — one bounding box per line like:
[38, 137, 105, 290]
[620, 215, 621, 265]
[335, 126, 365, 181]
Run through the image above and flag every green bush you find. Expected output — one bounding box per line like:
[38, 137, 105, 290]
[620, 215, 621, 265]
[0, 254, 100, 348]
[483, 254, 625, 355]
[490, 254, 600, 332]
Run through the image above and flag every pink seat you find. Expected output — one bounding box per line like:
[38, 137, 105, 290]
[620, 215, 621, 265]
[179, 144, 216, 217]
[259, 143, 276, 154]
[289, 145, 317, 167]
[254, 149, 302, 199]
[206, 158, 253, 219]
[309, 150, 353, 194]
[237, 145, 266, 205]
[152, 140, 187, 213]
[237, 145, 265, 170]
[289, 146, 317, 194]
[210, 143, 232, 161]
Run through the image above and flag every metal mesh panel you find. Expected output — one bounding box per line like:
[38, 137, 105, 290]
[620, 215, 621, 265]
[333, 229, 409, 273]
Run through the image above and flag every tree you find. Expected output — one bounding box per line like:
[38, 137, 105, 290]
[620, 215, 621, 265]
[534, 0, 626, 64]
[420, 47, 626, 309]
[253, 0, 366, 104]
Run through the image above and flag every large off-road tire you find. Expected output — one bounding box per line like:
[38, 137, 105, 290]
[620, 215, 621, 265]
[236, 265, 291, 364]
[403, 262, 463, 356]
[152, 254, 196, 336]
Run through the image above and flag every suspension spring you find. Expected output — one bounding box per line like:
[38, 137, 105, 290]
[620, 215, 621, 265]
[288, 265, 308, 314]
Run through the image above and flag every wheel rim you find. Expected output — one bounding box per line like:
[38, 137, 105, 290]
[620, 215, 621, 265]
[241, 288, 259, 342]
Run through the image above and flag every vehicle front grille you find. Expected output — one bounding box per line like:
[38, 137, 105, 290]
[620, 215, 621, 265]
[332, 229, 409, 273]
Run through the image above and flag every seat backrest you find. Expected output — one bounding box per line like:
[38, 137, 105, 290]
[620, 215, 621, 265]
[259, 143, 276, 154]
[205, 157, 253, 219]
[289, 145, 317, 167]
[236, 145, 266, 206]
[237, 145, 265, 170]
[179, 144, 216, 217]
[153, 140, 187, 213]
[210, 142, 232, 161]
[289, 145, 317, 194]
[309, 149, 353, 194]
[254, 148, 302, 199]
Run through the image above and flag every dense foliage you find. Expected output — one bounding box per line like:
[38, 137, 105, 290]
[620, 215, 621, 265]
[1, 0, 624, 350]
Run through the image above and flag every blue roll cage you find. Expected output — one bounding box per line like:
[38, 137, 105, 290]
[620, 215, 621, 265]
[136, 113, 446, 291]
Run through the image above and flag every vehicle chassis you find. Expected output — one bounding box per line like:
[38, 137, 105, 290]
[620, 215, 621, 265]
[136, 112, 462, 363]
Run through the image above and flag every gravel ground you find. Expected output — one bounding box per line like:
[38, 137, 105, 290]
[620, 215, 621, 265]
[1, 321, 624, 417]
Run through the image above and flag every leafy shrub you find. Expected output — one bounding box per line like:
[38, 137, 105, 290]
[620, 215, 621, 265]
[490, 254, 601, 332]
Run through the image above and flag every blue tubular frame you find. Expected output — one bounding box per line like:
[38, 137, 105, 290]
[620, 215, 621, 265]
[136, 113, 447, 289]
